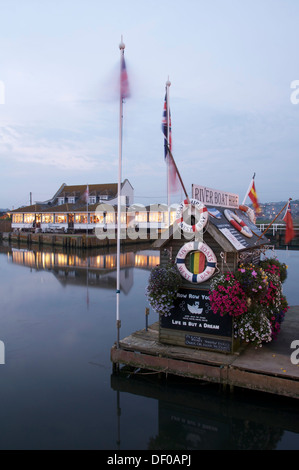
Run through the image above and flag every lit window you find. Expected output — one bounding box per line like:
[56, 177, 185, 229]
[24, 213, 35, 224]
[42, 214, 54, 224]
[75, 214, 88, 224]
[13, 214, 23, 223]
[55, 215, 67, 224]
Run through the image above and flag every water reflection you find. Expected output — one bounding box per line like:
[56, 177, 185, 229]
[111, 373, 299, 450]
[1, 242, 299, 450]
[2, 244, 159, 295]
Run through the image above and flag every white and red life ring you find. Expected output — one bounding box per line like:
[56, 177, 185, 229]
[224, 209, 253, 238]
[176, 241, 217, 284]
[239, 204, 256, 224]
[175, 198, 208, 233]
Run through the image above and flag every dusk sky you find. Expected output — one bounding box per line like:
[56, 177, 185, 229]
[0, 0, 298, 209]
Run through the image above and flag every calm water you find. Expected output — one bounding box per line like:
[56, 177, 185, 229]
[0, 241, 299, 450]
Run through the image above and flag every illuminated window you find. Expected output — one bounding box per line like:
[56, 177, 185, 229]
[105, 212, 115, 224]
[75, 214, 88, 224]
[24, 213, 35, 224]
[55, 215, 67, 224]
[90, 214, 104, 224]
[42, 214, 54, 224]
[13, 214, 23, 223]
[149, 211, 164, 223]
[135, 211, 148, 223]
[120, 212, 127, 223]
[170, 210, 176, 224]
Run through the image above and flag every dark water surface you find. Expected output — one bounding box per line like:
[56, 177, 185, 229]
[0, 242, 298, 450]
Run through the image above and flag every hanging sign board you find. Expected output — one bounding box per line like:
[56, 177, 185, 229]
[160, 287, 232, 337]
[159, 287, 233, 352]
[192, 184, 239, 209]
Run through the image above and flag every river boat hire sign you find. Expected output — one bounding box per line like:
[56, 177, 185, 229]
[192, 184, 239, 209]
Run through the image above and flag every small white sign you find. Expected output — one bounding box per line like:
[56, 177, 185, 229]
[192, 184, 239, 208]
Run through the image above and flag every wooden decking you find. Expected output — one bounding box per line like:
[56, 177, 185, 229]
[111, 306, 299, 399]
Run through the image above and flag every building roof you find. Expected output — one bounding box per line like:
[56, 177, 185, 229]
[10, 179, 132, 213]
[9, 204, 46, 214]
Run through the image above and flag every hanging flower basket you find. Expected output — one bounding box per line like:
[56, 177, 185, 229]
[209, 257, 289, 348]
[233, 306, 272, 348]
[234, 264, 268, 303]
[146, 262, 181, 317]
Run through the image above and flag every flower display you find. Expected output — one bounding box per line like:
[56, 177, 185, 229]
[233, 307, 273, 348]
[235, 264, 268, 302]
[209, 257, 289, 347]
[260, 257, 288, 283]
[209, 273, 247, 317]
[146, 262, 181, 316]
[259, 262, 289, 340]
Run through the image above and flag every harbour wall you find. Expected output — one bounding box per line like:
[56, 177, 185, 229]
[0, 231, 153, 249]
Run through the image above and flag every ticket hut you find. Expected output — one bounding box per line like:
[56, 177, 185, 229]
[153, 185, 269, 354]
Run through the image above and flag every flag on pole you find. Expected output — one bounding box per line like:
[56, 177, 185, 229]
[248, 180, 261, 213]
[162, 92, 172, 159]
[83, 184, 89, 203]
[243, 176, 261, 214]
[162, 92, 180, 194]
[283, 199, 295, 244]
[120, 55, 130, 99]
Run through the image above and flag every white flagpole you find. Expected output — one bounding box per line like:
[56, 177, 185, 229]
[242, 172, 255, 205]
[166, 77, 171, 224]
[116, 37, 125, 348]
[86, 183, 89, 240]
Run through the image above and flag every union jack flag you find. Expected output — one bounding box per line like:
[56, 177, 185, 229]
[162, 92, 171, 159]
[120, 56, 130, 100]
[161, 91, 180, 194]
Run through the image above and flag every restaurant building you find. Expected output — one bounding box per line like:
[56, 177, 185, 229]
[10, 180, 177, 235]
[10, 180, 134, 233]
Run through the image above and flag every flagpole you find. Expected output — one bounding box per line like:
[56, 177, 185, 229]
[116, 37, 125, 348]
[242, 172, 255, 205]
[166, 78, 171, 225]
[166, 144, 189, 202]
[255, 198, 291, 243]
[86, 183, 89, 241]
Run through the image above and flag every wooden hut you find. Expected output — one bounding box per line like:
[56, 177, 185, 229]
[153, 190, 270, 354]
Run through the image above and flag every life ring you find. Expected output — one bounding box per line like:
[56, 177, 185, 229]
[175, 198, 208, 233]
[224, 209, 253, 238]
[239, 205, 256, 224]
[176, 241, 217, 283]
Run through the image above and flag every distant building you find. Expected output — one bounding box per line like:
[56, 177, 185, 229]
[10, 180, 134, 233]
